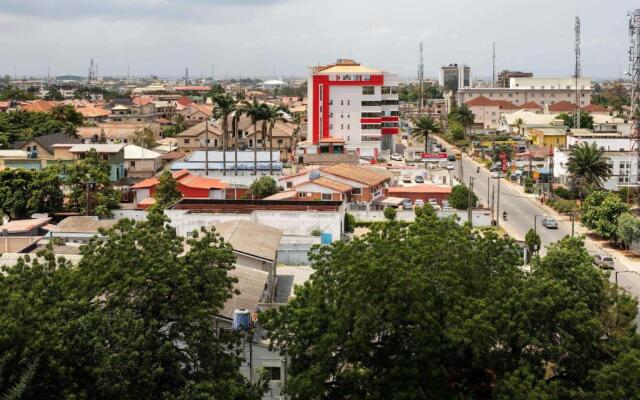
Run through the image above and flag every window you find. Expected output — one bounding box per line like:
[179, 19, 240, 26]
[319, 84, 323, 101]
[361, 112, 382, 118]
[391, 86, 398, 94]
[130, 160, 136, 167]
[362, 86, 375, 95]
[341, 100, 344, 106]
[362, 124, 381, 129]
[341, 114, 344, 118]
[286, 182, 292, 188]
[381, 86, 391, 94]
[329, 99, 333, 105]
[321, 193, 332, 201]
[347, 124, 350, 129]
[351, 187, 362, 195]
[330, 112, 333, 118]
[347, 100, 350, 106]
[341, 124, 344, 130]
[277, 139, 283, 144]
[361, 101, 381, 106]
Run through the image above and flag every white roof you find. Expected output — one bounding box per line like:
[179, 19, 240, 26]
[262, 79, 286, 85]
[124, 144, 161, 160]
[111, 104, 129, 110]
[0, 150, 28, 158]
[503, 110, 558, 126]
[69, 144, 126, 153]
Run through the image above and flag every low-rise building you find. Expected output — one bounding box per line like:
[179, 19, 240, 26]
[46, 216, 118, 244]
[131, 169, 228, 205]
[69, 144, 126, 181]
[386, 184, 452, 205]
[107, 101, 156, 124]
[123, 145, 162, 179]
[0, 217, 52, 237]
[10, 132, 82, 170]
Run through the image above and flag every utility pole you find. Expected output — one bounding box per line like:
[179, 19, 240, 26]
[418, 42, 424, 114]
[496, 174, 501, 228]
[487, 176, 490, 208]
[205, 118, 210, 177]
[629, 9, 640, 206]
[575, 16, 582, 129]
[468, 177, 474, 226]
[491, 185, 495, 223]
[492, 42, 496, 88]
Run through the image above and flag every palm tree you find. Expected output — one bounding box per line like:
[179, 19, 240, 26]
[513, 117, 525, 136]
[449, 104, 475, 134]
[566, 142, 612, 199]
[238, 99, 267, 175]
[212, 93, 237, 176]
[289, 113, 302, 162]
[173, 113, 187, 134]
[411, 115, 440, 153]
[263, 104, 289, 174]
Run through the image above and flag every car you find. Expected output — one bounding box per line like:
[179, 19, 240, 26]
[439, 147, 447, 153]
[401, 199, 413, 210]
[446, 162, 454, 170]
[390, 153, 403, 161]
[414, 175, 424, 183]
[414, 199, 425, 207]
[402, 175, 412, 183]
[428, 198, 439, 208]
[541, 216, 558, 229]
[491, 170, 501, 178]
[447, 155, 456, 162]
[594, 253, 614, 269]
[434, 143, 442, 149]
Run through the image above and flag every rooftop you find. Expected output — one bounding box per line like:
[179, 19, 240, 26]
[50, 216, 118, 233]
[0, 217, 52, 234]
[124, 144, 162, 160]
[215, 220, 283, 262]
[388, 184, 452, 194]
[69, 144, 126, 154]
[321, 164, 391, 186]
[221, 265, 268, 320]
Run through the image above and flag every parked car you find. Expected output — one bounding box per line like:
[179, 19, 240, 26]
[428, 198, 439, 208]
[402, 174, 412, 183]
[447, 155, 456, 162]
[439, 147, 447, 153]
[446, 162, 454, 170]
[414, 199, 425, 207]
[541, 216, 558, 229]
[594, 253, 614, 269]
[491, 171, 501, 178]
[401, 199, 413, 210]
[390, 153, 403, 161]
[414, 175, 425, 183]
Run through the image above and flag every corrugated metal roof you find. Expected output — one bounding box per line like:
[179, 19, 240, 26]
[220, 265, 268, 319]
[215, 220, 282, 262]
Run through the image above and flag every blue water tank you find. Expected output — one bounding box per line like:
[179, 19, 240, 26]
[320, 232, 332, 244]
[233, 309, 251, 331]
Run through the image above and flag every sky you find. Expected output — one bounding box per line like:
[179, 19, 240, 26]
[0, 0, 637, 80]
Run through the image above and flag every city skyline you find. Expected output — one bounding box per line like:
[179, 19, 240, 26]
[0, 0, 637, 79]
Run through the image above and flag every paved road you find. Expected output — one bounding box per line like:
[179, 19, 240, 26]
[436, 141, 640, 320]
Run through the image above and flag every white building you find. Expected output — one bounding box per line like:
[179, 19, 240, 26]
[307, 59, 399, 158]
[259, 79, 288, 89]
[553, 131, 638, 191]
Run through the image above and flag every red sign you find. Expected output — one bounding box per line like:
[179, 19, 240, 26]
[421, 153, 447, 160]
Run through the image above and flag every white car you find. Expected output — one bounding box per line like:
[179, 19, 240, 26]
[414, 199, 425, 207]
[446, 162, 454, 170]
[390, 153, 403, 161]
[491, 170, 501, 178]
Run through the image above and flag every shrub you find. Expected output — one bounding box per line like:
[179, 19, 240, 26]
[523, 177, 534, 194]
[344, 212, 356, 233]
[617, 213, 640, 248]
[554, 187, 576, 200]
[449, 184, 478, 210]
[310, 228, 321, 236]
[383, 207, 397, 221]
[581, 191, 629, 241]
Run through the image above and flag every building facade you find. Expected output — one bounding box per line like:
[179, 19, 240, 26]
[439, 64, 471, 92]
[307, 59, 399, 158]
[497, 70, 533, 88]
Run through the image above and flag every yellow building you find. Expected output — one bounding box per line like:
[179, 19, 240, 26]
[527, 126, 568, 148]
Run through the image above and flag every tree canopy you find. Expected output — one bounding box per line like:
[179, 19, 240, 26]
[449, 183, 477, 210]
[0, 110, 74, 147]
[557, 112, 595, 130]
[249, 176, 278, 199]
[153, 170, 182, 209]
[0, 168, 63, 219]
[580, 191, 629, 242]
[0, 213, 266, 399]
[566, 142, 611, 197]
[261, 212, 640, 399]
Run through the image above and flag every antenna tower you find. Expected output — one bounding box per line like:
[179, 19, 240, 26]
[574, 16, 581, 128]
[88, 58, 95, 83]
[492, 42, 496, 87]
[629, 9, 640, 195]
[418, 42, 424, 114]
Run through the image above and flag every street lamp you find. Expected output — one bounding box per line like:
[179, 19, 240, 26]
[614, 270, 634, 286]
[533, 214, 544, 235]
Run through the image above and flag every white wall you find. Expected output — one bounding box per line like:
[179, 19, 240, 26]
[567, 136, 631, 152]
[329, 85, 363, 143]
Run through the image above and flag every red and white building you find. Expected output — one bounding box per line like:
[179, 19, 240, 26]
[307, 59, 399, 159]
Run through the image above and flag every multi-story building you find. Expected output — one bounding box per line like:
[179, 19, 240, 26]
[458, 77, 592, 108]
[307, 59, 399, 158]
[107, 100, 156, 124]
[438, 64, 471, 92]
[497, 70, 533, 88]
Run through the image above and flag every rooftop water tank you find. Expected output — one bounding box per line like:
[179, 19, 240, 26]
[309, 170, 321, 181]
[233, 309, 251, 331]
[320, 232, 332, 245]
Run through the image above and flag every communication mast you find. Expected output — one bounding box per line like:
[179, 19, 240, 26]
[574, 16, 581, 129]
[492, 42, 496, 87]
[88, 58, 95, 83]
[418, 42, 424, 114]
[629, 9, 640, 194]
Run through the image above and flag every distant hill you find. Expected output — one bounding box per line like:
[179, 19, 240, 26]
[56, 75, 84, 81]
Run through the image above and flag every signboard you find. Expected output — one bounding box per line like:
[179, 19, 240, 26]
[421, 153, 448, 162]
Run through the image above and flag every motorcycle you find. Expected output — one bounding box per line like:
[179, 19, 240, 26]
[502, 211, 508, 221]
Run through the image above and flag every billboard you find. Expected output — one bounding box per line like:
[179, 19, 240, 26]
[421, 153, 448, 162]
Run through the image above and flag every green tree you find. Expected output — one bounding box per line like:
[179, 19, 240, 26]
[59, 148, 120, 216]
[43, 86, 64, 101]
[249, 176, 278, 199]
[129, 127, 155, 148]
[566, 142, 612, 198]
[0, 110, 70, 147]
[344, 212, 355, 233]
[580, 191, 629, 241]
[513, 117, 525, 136]
[49, 103, 83, 128]
[153, 170, 181, 209]
[261, 213, 639, 399]
[449, 183, 477, 210]
[446, 120, 465, 142]
[0, 215, 267, 399]
[238, 99, 268, 175]
[557, 112, 595, 129]
[263, 104, 289, 175]
[213, 93, 237, 176]
[616, 212, 640, 249]
[27, 167, 64, 215]
[449, 103, 475, 132]
[525, 228, 541, 256]
[383, 207, 397, 220]
[411, 115, 440, 153]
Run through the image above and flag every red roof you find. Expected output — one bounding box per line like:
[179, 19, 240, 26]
[520, 101, 543, 110]
[388, 184, 452, 194]
[132, 96, 153, 106]
[466, 96, 518, 110]
[583, 103, 608, 113]
[179, 175, 228, 190]
[548, 101, 576, 113]
[131, 169, 190, 189]
[177, 96, 193, 107]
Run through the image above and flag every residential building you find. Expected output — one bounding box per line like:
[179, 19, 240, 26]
[458, 77, 592, 107]
[439, 64, 471, 92]
[465, 96, 520, 129]
[107, 100, 156, 123]
[554, 149, 637, 191]
[176, 121, 223, 154]
[11, 132, 82, 170]
[259, 79, 288, 89]
[0, 217, 52, 237]
[178, 103, 213, 125]
[386, 184, 452, 205]
[497, 70, 533, 88]
[77, 122, 161, 143]
[46, 216, 118, 244]
[123, 144, 162, 178]
[307, 58, 399, 158]
[77, 104, 110, 123]
[131, 169, 228, 205]
[69, 144, 126, 181]
[527, 126, 569, 148]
